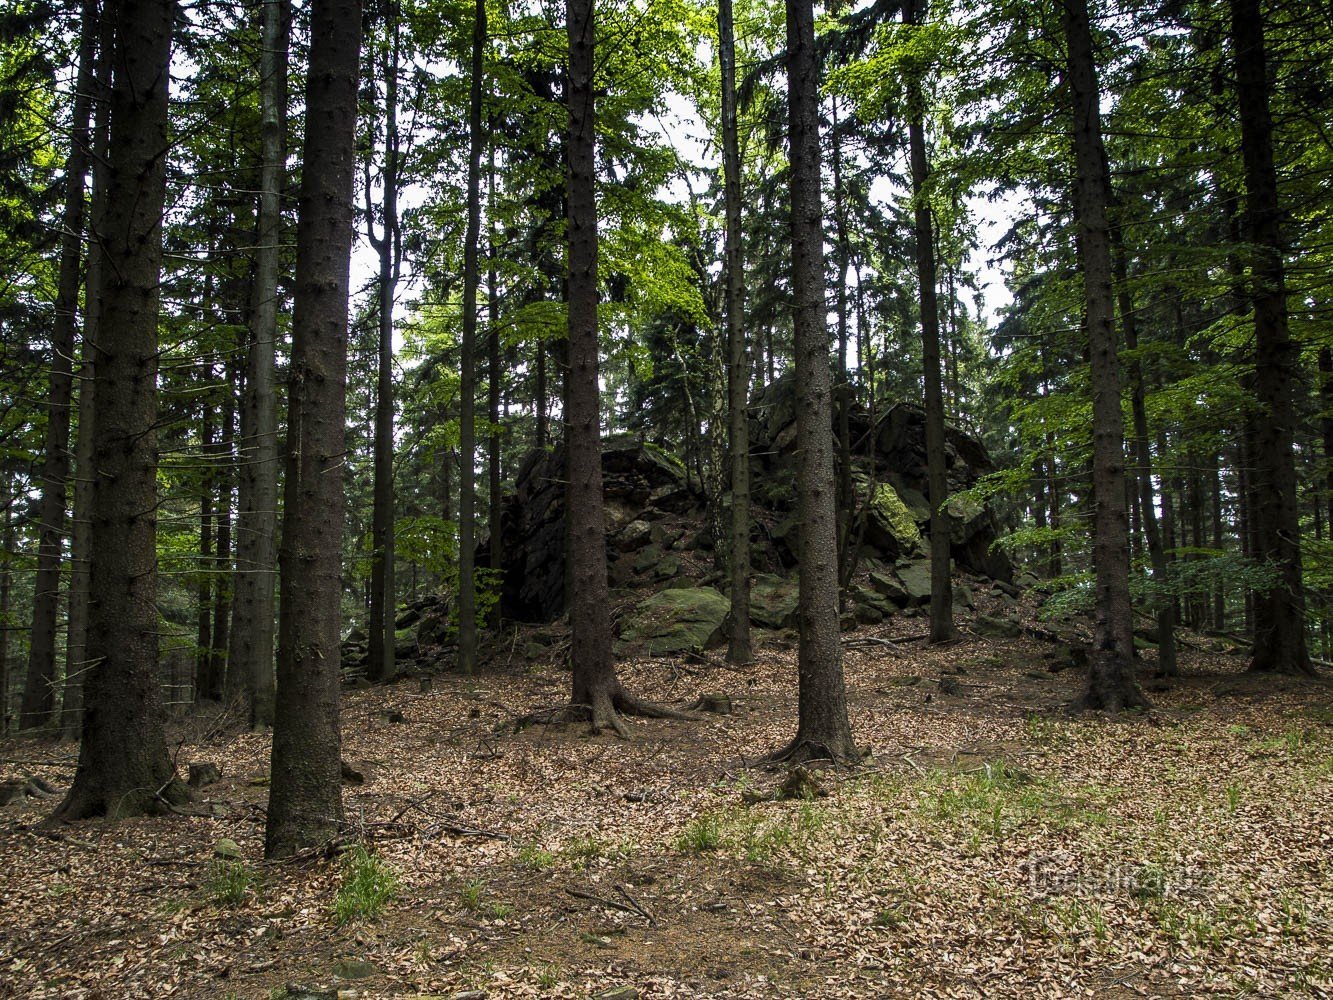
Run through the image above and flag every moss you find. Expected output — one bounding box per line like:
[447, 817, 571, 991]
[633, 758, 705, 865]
[873, 484, 922, 547]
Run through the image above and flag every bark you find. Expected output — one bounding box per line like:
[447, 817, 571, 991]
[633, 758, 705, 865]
[20, 0, 97, 731]
[487, 145, 503, 632]
[367, 14, 400, 684]
[265, 0, 360, 858]
[210, 369, 234, 699]
[771, 0, 857, 763]
[457, 0, 486, 675]
[1062, 0, 1147, 711]
[52, 0, 191, 820]
[720, 0, 751, 664]
[831, 95, 853, 598]
[1230, 0, 1312, 675]
[229, 0, 287, 729]
[196, 405, 215, 697]
[905, 0, 952, 645]
[1, 498, 12, 734]
[63, 1, 116, 740]
[1113, 229, 1177, 677]
[564, 0, 617, 730]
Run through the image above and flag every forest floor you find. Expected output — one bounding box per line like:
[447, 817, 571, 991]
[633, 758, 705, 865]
[1, 603, 1331, 999]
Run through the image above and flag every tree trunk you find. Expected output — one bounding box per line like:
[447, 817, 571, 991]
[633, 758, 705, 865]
[1062, 0, 1146, 711]
[1, 497, 13, 735]
[229, 0, 287, 729]
[772, 0, 857, 763]
[719, 0, 751, 665]
[63, 2, 116, 740]
[210, 370, 235, 698]
[52, 0, 191, 820]
[1230, 0, 1312, 675]
[1113, 228, 1177, 677]
[197, 405, 215, 697]
[905, 0, 953, 645]
[265, 0, 360, 858]
[487, 144, 503, 632]
[19, 0, 98, 731]
[831, 95, 853, 599]
[367, 14, 400, 684]
[457, 0, 486, 675]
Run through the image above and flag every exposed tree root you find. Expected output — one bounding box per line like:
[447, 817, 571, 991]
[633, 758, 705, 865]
[516, 686, 701, 740]
[761, 735, 865, 768]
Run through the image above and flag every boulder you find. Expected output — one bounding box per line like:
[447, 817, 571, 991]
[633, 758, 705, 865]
[618, 587, 729, 656]
[896, 560, 934, 606]
[750, 574, 799, 629]
[865, 484, 922, 559]
[973, 613, 1022, 639]
[616, 519, 652, 551]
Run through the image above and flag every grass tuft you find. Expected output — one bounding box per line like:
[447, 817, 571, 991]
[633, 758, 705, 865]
[333, 845, 398, 925]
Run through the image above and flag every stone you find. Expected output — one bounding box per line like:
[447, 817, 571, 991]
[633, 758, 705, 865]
[394, 628, 418, 659]
[618, 587, 730, 656]
[633, 544, 665, 575]
[896, 560, 933, 606]
[868, 570, 909, 606]
[855, 603, 884, 625]
[689, 693, 732, 714]
[651, 554, 681, 581]
[750, 574, 799, 629]
[284, 986, 337, 1000]
[952, 583, 974, 610]
[213, 838, 243, 861]
[331, 959, 379, 980]
[188, 762, 221, 788]
[972, 613, 1022, 639]
[591, 988, 639, 1000]
[616, 519, 652, 550]
[379, 708, 406, 724]
[344, 626, 367, 644]
[865, 484, 923, 559]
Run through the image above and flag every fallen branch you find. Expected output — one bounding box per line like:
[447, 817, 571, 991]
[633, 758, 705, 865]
[567, 886, 650, 921]
[614, 882, 657, 925]
[842, 636, 905, 657]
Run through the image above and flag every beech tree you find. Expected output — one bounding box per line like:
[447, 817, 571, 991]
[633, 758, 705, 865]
[265, 0, 362, 858]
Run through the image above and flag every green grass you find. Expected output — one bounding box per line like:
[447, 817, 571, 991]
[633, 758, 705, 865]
[332, 845, 398, 925]
[674, 813, 723, 853]
[513, 843, 555, 870]
[205, 860, 253, 907]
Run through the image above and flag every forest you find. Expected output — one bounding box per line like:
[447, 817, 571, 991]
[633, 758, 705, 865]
[0, 0, 1330, 996]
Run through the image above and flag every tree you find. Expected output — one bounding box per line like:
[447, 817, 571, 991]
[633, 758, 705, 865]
[903, 0, 953, 645]
[265, 0, 361, 858]
[719, 0, 752, 665]
[18, 0, 97, 731]
[457, 0, 486, 676]
[1062, 0, 1147, 711]
[52, 0, 191, 819]
[1230, 0, 1313, 676]
[229, 0, 288, 727]
[771, 0, 857, 763]
[366, 5, 401, 685]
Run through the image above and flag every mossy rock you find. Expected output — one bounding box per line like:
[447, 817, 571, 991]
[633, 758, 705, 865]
[865, 484, 922, 558]
[750, 573, 799, 629]
[945, 494, 988, 544]
[973, 613, 1022, 639]
[617, 587, 730, 656]
[868, 570, 909, 606]
[651, 554, 682, 582]
[633, 544, 665, 575]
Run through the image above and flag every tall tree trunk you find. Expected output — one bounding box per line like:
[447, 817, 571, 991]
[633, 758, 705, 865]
[1062, 0, 1146, 711]
[487, 144, 503, 632]
[1, 497, 13, 735]
[52, 0, 191, 820]
[230, 0, 287, 728]
[560, 0, 687, 735]
[19, 0, 98, 731]
[457, 0, 486, 675]
[367, 14, 400, 684]
[720, 0, 751, 664]
[64, 2, 116, 739]
[265, 0, 360, 858]
[1211, 449, 1226, 630]
[210, 371, 234, 698]
[534, 334, 548, 451]
[905, 0, 953, 644]
[830, 96, 853, 598]
[771, 0, 857, 762]
[1113, 229, 1177, 677]
[1230, 0, 1312, 675]
[197, 405, 215, 697]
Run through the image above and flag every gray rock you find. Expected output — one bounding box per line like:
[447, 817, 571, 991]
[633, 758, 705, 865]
[618, 587, 730, 656]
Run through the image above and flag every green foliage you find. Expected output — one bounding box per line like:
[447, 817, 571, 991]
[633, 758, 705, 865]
[333, 846, 398, 925]
[674, 813, 722, 853]
[205, 860, 253, 907]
